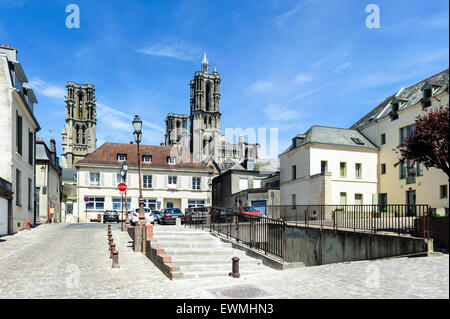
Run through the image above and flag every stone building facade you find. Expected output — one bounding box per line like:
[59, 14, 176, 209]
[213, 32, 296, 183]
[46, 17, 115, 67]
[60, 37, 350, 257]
[61, 81, 97, 169]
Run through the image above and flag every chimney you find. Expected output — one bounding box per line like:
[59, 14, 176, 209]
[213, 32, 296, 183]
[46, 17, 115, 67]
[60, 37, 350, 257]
[160, 141, 164, 146]
[50, 138, 56, 153]
[129, 141, 133, 144]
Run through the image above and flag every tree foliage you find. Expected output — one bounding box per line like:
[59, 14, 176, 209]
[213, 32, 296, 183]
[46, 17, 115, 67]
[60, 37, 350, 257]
[396, 104, 449, 179]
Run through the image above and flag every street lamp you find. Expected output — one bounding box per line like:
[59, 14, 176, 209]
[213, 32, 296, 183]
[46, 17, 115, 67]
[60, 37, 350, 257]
[132, 115, 145, 226]
[120, 160, 129, 231]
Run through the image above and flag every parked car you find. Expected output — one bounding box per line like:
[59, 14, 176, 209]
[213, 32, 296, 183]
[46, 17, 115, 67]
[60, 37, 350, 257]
[103, 210, 119, 223]
[235, 206, 261, 222]
[152, 210, 160, 223]
[185, 207, 208, 224]
[159, 208, 185, 225]
[130, 207, 154, 225]
[210, 207, 235, 223]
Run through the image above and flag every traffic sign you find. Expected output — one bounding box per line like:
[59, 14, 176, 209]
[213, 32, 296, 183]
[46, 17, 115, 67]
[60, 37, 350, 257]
[118, 183, 127, 192]
[84, 196, 89, 202]
[271, 191, 275, 199]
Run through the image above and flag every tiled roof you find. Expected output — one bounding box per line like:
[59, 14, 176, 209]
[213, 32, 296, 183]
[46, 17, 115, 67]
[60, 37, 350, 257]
[351, 69, 449, 130]
[280, 125, 378, 156]
[76, 142, 212, 170]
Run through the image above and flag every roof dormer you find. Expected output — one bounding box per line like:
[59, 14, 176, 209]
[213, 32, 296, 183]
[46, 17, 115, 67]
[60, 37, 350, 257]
[421, 81, 441, 108]
[389, 97, 408, 121]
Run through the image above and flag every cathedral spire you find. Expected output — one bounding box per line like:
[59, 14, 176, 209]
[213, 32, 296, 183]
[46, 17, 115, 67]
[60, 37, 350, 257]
[202, 52, 209, 73]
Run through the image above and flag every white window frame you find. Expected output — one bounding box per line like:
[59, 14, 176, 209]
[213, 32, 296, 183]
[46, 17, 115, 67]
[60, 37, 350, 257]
[90, 172, 100, 186]
[168, 157, 176, 165]
[117, 154, 126, 161]
[192, 177, 201, 190]
[143, 155, 152, 163]
[143, 175, 152, 188]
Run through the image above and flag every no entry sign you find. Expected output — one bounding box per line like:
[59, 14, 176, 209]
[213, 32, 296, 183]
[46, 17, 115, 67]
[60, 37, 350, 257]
[118, 183, 127, 192]
[84, 196, 90, 202]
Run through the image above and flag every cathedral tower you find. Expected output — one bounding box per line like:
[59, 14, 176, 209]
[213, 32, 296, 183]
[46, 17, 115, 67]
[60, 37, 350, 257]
[61, 81, 97, 169]
[165, 113, 188, 148]
[189, 53, 222, 161]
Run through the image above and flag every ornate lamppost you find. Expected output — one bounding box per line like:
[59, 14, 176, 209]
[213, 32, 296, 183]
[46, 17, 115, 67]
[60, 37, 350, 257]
[132, 115, 145, 226]
[120, 160, 128, 231]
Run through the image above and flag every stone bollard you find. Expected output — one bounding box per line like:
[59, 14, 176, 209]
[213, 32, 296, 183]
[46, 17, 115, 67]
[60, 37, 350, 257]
[112, 250, 120, 268]
[146, 224, 154, 240]
[109, 238, 113, 250]
[110, 243, 115, 258]
[231, 257, 240, 278]
[176, 217, 181, 226]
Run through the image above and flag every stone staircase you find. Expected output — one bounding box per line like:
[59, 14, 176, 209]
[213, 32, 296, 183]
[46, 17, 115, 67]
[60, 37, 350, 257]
[153, 225, 271, 279]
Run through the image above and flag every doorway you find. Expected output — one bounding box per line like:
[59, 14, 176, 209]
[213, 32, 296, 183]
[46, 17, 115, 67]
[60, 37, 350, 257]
[406, 190, 416, 216]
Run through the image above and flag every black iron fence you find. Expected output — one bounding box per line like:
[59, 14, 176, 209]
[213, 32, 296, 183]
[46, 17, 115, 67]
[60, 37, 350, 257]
[184, 204, 431, 261]
[185, 206, 287, 260]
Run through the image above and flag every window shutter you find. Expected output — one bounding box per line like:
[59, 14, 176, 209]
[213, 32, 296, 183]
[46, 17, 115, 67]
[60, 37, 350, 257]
[177, 176, 182, 190]
[190, 176, 193, 190]
[84, 171, 89, 186]
[153, 175, 157, 188]
[201, 177, 206, 191]
[100, 173, 105, 187]
[164, 175, 168, 188]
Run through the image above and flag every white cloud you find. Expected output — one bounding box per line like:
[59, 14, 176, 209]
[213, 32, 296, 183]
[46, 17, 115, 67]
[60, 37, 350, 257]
[334, 62, 350, 73]
[264, 104, 301, 121]
[136, 41, 201, 61]
[28, 78, 65, 101]
[96, 103, 165, 146]
[248, 81, 273, 94]
[286, 84, 331, 103]
[274, 3, 303, 29]
[293, 73, 313, 85]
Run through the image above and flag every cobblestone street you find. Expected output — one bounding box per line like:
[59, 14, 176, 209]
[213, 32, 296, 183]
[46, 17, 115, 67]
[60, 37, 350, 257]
[0, 223, 448, 299]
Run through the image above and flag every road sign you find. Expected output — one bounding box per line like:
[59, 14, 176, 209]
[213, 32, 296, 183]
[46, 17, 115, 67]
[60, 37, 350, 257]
[84, 196, 89, 202]
[118, 183, 127, 192]
[271, 191, 275, 199]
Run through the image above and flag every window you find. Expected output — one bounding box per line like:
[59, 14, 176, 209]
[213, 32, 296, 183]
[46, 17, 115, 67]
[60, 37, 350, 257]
[16, 169, 21, 206]
[351, 137, 365, 145]
[90, 172, 100, 186]
[143, 199, 156, 210]
[239, 177, 248, 191]
[292, 165, 297, 180]
[340, 162, 347, 177]
[192, 177, 201, 190]
[42, 186, 47, 195]
[168, 157, 176, 164]
[86, 197, 104, 210]
[168, 176, 177, 185]
[117, 173, 123, 184]
[340, 192, 347, 205]
[16, 112, 22, 155]
[112, 198, 131, 210]
[291, 194, 296, 208]
[188, 200, 205, 208]
[440, 185, 448, 199]
[355, 194, 363, 205]
[28, 178, 32, 210]
[117, 154, 126, 161]
[253, 178, 262, 188]
[424, 88, 432, 99]
[321, 161, 328, 173]
[399, 161, 406, 179]
[379, 193, 388, 206]
[400, 125, 416, 145]
[355, 163, 362, 179]
[28, 130, 33, 165]
[381, 134, 386, 145]
[416, 161, 423, 176]
[143, 175, 152, 188]
[381, 164, 386, 175]
[143, 155, 152, 163]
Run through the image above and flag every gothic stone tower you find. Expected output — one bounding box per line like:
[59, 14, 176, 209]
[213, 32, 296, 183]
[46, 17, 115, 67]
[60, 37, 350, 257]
[61, 81, 97, 169]
[189, 53, 222, 162]
[165, 113, 189, 148]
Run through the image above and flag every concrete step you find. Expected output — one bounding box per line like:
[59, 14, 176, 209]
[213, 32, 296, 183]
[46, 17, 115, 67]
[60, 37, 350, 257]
[154, 241, 232, 249]
[172, 255, 262, 266]
[153, 235, 217, 242]
[163, 248, 242, 256]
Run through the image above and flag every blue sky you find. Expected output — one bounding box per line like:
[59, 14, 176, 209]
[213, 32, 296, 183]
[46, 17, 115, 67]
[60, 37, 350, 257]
[0, 0, 448, 160]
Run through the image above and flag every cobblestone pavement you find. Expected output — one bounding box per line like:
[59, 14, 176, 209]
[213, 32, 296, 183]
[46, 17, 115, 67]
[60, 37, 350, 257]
[0, 223, 448, 299]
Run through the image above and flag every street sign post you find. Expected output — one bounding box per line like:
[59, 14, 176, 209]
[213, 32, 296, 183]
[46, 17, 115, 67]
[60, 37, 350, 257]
[118, 183, 127, 192]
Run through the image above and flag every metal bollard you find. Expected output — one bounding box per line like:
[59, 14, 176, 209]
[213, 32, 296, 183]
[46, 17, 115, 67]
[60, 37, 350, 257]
[112, 250, 120, 268]
[110, 243, 115, 258]
[231, 257, 240, 278]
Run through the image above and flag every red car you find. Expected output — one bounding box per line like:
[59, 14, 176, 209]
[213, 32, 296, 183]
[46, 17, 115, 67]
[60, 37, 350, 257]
[234, 206, 261, 221]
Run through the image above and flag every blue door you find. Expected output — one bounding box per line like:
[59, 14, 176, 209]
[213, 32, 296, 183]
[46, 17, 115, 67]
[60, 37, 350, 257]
[251, 200, 267, 216]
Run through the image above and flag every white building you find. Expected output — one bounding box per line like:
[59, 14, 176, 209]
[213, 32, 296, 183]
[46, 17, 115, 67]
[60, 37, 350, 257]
[279, 126, 378, 206]
[73, 142, 213, 222]
[280, 69, 449, 213]
[0, 45, 40, 234]
[35, 138, 62, 223]
[352, 69, 449, 212]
